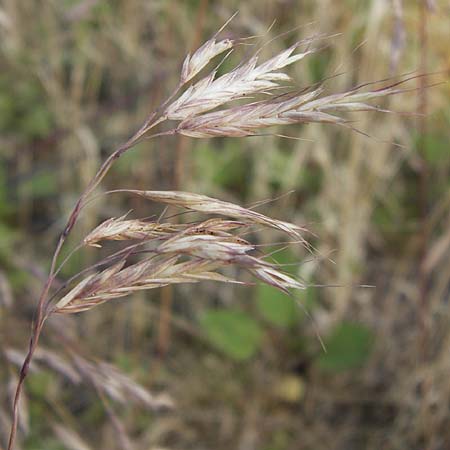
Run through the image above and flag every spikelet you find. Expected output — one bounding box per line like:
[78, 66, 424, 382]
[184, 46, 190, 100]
[84, 213, 251, 247]
[157, 234, 255, 262]
[166, 40, 316, 120]
[115, 190, 307, 241]
[54, 201, 308, 314]
[53, 255, 242, 313]
[54, 250, 305, 314]
[181, 38, 234, 84]
[83, 215, 183, 247]
[176, 80, 408, 138]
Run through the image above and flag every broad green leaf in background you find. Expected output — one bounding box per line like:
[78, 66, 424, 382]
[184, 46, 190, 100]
[317, 322, 374, 372]
[257, 284, 299, 328]
[200, 309, 264, 361]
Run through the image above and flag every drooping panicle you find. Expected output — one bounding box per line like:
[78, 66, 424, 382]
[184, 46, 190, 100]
[55, 190, 310, 314]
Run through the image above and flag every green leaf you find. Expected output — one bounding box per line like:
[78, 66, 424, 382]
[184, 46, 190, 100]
[317, 322, 374, 372]
[257, 284, 298, 328]
[200, 309, 263, 361]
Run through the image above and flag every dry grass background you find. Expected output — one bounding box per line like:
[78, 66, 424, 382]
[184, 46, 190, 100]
[0, 0, 449, 449]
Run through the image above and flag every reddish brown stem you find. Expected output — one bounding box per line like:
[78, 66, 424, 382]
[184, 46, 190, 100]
[6, 116, 166, 450]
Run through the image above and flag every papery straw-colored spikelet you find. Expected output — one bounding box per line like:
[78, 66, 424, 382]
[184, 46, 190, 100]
[179, 13, 238, 85]
[251, 265, 305, 293]
[166, 39, 316, 120]
[157, 234, 255, 261]
[54, 249, 303, 314]
[83, 215, 184, 247]
[54, 255, 239, 313]
[176, 80, 409, 138]
[113, 190, 307, 241]
[181, 38, 234, 84]
[162, 20, 421, 141]
[55, 198, 306, 314]
[186, 218, 247, 235]
[83, 216, 247, 248]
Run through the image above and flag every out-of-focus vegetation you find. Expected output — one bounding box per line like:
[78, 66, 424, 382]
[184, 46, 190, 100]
[0, 1, 449, 449]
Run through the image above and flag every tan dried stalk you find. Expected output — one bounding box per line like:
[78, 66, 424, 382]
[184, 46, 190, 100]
[7, 18, 422, 450]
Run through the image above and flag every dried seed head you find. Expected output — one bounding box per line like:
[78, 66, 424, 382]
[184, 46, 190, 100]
[53, 255, 241, 313]
[176, 79, 405, 138]
[55, 210, 307, 314]
[54, 248, 305, 314]
[166, 41, 315, 120]
[251, 266, 305, 292]
[117, 190, 307, 241]
[186, 218, 247, 235]
[157, 234, 254, 262]
[83, 215, 182, 247]
[164, 29, 414, 139]
[181, 38, 234, 84]
[175, 90, 318, 137]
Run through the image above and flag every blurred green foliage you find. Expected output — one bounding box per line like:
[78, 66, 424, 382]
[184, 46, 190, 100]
[19, 171, 58, 199]
[200, 308, 264, 360]
[317, 322, 374, 371]
[0, 76, 53, 139]
[257, 284, 299, 328]
[194, 141, 253, 195]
